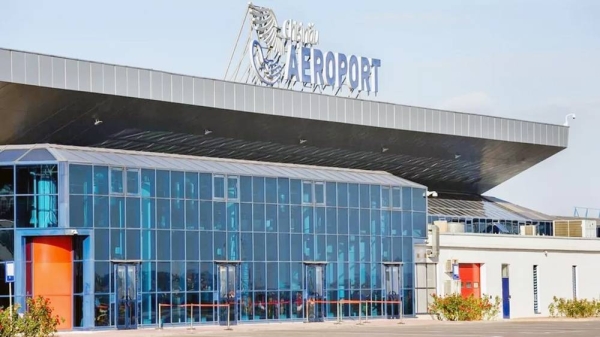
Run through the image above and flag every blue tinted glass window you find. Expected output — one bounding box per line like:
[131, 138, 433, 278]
[370, 210, 380, 235]
[337, 208, 348, 234]
[403, 237, 413, 262]
[213, 175, 225, 199]
[141, 198, 155, 229]
[291, 234, 302, 261]
[228, 176, 239, 199]
[141, 169, 155, 197]
[266, 233, 278, 261]
[381, 187, 390, 208]
[253, 177, 265, 202]
[304, 234, 314, 260]
[199, 173, 212, 200]
[186, 233, 199, 261]
[382, 237, 391, 261]
[402, 187, 412, 210]
[277, 178, 289, 204]
[315, 183, 324, 205]
[200, 231, 213, 260]
[110, 168, 123, 194]
[240, 203, 252, 231]
[69, 165, 92, 194]
[315, 207, 325, 234]
[126, 169, 139, 195]
[228, 232, 239, 260]
[213, 201, 226, 230]
[349, 209, 359, 234]
[392, 187, 401, 208]
[185, 172, 199, 199]
[392, 236, 402, 261]
[156, 262, 170, 290]
[402, 212, 412, 236]
[290, 206, 302, 233]
[412, 188, 426, 212]
[126, 197, 140, 228]
[266, 204, 277, 232]
[240, 176, 252, 202]
[126, 229, 141, 260]
[381, 210, 390, 236]
[156, 170, 170, 198]
[171, 199, 185, 229]
[303, 206, 313, 234]
[93, 196, 108, 227]
[325, 182, 336, 207]
[412, 212, 426, 238]
[253, 203, 265, 231]
[370, 185, 380, 209]
[326, 235, 337, 262]
[110, 197, 125, 228]
[241, 233, 253, 260]
[93, 166, 109, 195]
[214, 231, 226, 260]
[279, 233, 290, 261]
[171, 231, 185, 260]
[290, 179, 301, 205]
[70, 195, 92, 228]
[227, 202, 239, 231]
[157, 199, 170, 229]
[170, 171, 184, 199]
[265, 178, 277, 203]
[141, 230, 155, 261]
[337, 183, 348, 207]
[359, 209, 369, 234]
[302, 181, 312, 204]
[278, 205, 290, 232]
[348, 184, 359, 208]
[186, 200, 199, 230]
[326, 207, 336, 234]
[199, 201, 212, 230]
[254, 233, 266, 261]
[359, 184, 370, 208]
[94, 229, 109, 260]
[110, 228, 124, 259]
[391, 211, 401, 236]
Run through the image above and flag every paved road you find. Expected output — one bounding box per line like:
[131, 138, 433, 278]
[59, 319, 600, 337]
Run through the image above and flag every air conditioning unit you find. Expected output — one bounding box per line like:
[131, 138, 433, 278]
[444, 259, 458, 273]
[520, 225, 538, 236]
[444, 280, 461, 295]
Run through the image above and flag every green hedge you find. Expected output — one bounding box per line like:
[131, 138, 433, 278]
[548, 296, 600, 318]
[429, 293, 501, 321]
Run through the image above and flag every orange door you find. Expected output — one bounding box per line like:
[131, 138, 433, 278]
[31, 237, 73, 330]
[459, 263, 481, 298]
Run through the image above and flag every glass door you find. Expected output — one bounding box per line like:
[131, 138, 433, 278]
[115, 264, 138, 330]
[383, 263, 402, 319]
[216, 262, 239, 326]
[304, 262, 327, 322]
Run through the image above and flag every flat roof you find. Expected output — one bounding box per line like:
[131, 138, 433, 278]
[0, 48, 569, 193]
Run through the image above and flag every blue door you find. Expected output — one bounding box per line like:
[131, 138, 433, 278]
[501, 277, 510, 319]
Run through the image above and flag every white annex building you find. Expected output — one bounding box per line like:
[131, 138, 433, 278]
[415, 219, 600, 319]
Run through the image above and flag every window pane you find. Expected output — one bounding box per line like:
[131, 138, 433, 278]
[302, 181, 312, 204]
[370, 185, 380, 209]
[213, 176, 225, 199]
[413, 212, 426, 238]
[326, 207, 336, 234]
[228, 176, 239, 199]
[277, 178, 289, 204]
[16, 195, 58, 228]
[227, 202, 239, 231]
[93, 196, 109, 227]
[325, 182, 336, 207]
[126, 229, 141, 260]
[185, 172, 199, 199]
[214, 231, 226, 260]
[315, 183, 324, 205]
[392, 187, 401, 208]
[391, 211, 401, 236]
[402, 212, 412, 236]
[171, 231, 185, 260]
[156, 170, 170, 198]
[200, 231, 213, 261]
[253, 203, 265, 232]
[253, 177, 265, 202]
[127, 169, 139, 195]
[412, 188, 426, 212]
[359, 184, 370, 208]
[170, 171, 184, 199]
[141, 198, 155, 229]
[337, 208, 348, 234]
[381, 187, 390, 208]
[348, 184, 359, 208]
[0, 166, 14, 196]
[360, 209, 369, 234]
[110, 197, 125, 228]
[402, 187, 412, 210]
[171, 199, 184, 229]
[290, 205, 302, 233]
[303, 206, 313, 234]
[126, 197, 140, 228]
[315, 207, 325, 234]
[265, 178, 277, 204]
[254, 233, 266, 261]
[241, 233, 253, 260]
[156, 199, 170, 229]
[278, 233, 290, 261]
[241, 203, 252, 231]
[199, 173, 212, 200]
[278, 205, 290, 232]
[92, 166, 109, 195]
[141, 169, 155, 197]
[266, 204, 277, 232]
[157, 230, 170, 260]
[70, 195, 93, 228]
[213, 201, 226, 231]
[240, 176, 252, 202]
[69, 165, 93, 194]
[349, 209, 359, 234]
[290, 179, 301, 205]
[16, 165, 58, 195]
[0, 230, 15, 261]
[110, 168, 124, 194]
[185, 200, 199, 230]
[200, 201, 212, 230]
[291, 234, 302, 261]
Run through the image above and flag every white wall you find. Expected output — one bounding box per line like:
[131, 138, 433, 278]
[433, 233, 600, 319]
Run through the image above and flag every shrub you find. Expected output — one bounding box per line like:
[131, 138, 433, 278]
[0, 296, 64, 337]
[548, 296, 600, 318]
[429, 293, 501, 321]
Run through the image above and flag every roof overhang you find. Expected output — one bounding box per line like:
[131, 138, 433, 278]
[0, 48, 568, 194]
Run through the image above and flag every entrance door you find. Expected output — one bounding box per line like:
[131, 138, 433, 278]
[216, 262, 240, 326]
[115, 264, 138, 330]
[459, 264, 481, 299]
[501, 264, 510, 319]
[383, 263, 402, 319]
[303, 262, 326, 322]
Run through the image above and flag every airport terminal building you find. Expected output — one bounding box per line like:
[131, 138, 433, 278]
[0, 43, 590, 330]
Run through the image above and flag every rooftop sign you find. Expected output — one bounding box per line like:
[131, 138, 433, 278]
[245, 4, 381, 96]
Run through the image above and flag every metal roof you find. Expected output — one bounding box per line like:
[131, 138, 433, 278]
[0, 144, 425, 188]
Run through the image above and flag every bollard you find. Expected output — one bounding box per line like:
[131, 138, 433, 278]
[398, 299, 405, 325]
[225, 305, 233, 331]
[187, 304, 195, 330]
[156, 304, 162, 330]
[356, 300, 363, 325]
[363, 301, 370, 323]
[334, 301, 342, 325]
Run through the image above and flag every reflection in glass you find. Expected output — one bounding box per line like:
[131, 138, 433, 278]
[213, 175, 225, 199]
[127, 169, 139, 195]
[69, 165, 92, 194]
[70, 195, 93, 227]
[228, 176, 239, 199]
[110, 168, 123, 194]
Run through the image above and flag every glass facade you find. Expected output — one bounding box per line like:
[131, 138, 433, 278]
[0, 146, 428, 327]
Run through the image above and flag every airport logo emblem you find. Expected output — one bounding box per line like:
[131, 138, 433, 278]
[247, 4, 381, 96]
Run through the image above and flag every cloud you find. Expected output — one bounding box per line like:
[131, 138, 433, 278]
[438, 91, 495, 115]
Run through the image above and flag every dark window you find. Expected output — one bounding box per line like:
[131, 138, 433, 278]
[185, 172, 199, 199]
[110, 168, 124, 194]
[93, 166, 109, 195]
[170, 171, 184, 199]
[199, 173, 212, 200]
[240, 176, 252, 202]
[126, 169, 139, 195]
[141, 169, 155, 198]
[16, 165, 58, 195]
[156, 170, 170, 198]
[69, 165, 92, 194]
